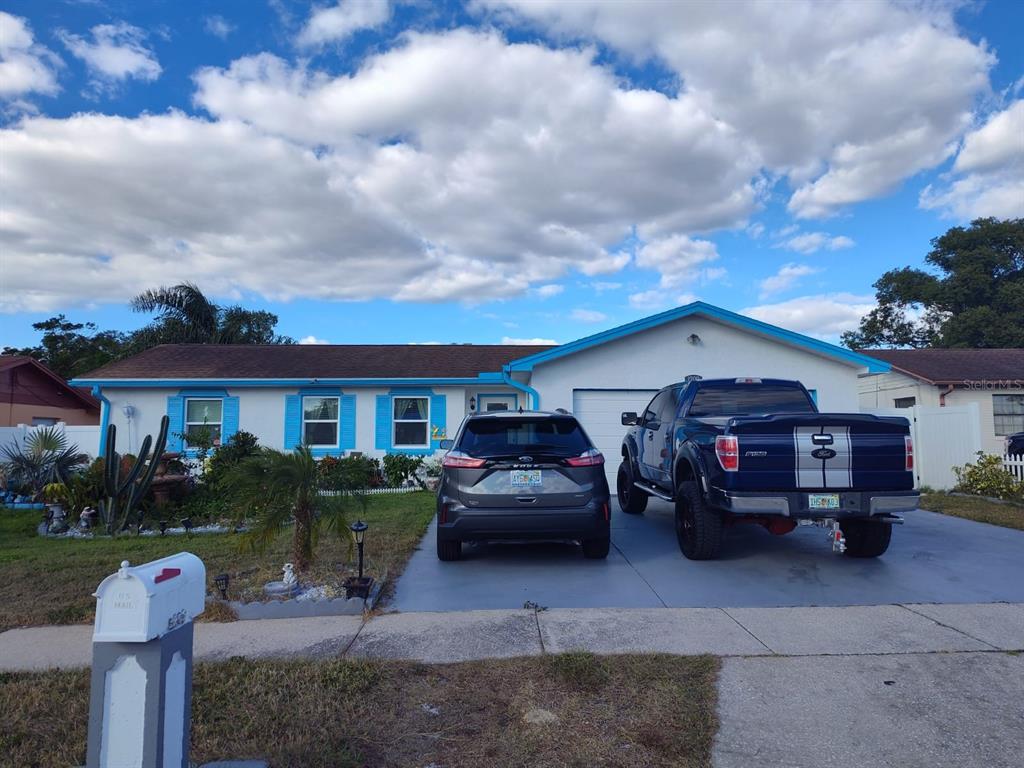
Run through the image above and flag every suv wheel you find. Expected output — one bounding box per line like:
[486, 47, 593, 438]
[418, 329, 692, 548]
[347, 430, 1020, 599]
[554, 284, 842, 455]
[437, 538, 462, 561]
[842, 520, 892, 558]
[617, 460, 648, 514]
[675, 480, 723, 560]
[582, 536, 610, 559]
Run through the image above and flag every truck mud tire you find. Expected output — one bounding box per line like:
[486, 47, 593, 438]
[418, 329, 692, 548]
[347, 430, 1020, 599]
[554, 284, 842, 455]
[675, 480, 723, 560]
[437, 538, 462, 562]
[842, 520, 892, 558]
[617, 460, 648, 515]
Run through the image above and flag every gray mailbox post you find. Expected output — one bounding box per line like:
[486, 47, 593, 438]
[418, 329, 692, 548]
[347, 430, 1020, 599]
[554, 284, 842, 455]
[86, 553, 206, 768]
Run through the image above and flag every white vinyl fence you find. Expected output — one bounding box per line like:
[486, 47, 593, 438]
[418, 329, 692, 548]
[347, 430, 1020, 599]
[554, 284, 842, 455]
[864, 403, 981, 490]
[1005, 453, 1024, 483]
[0, 422, 102, 459]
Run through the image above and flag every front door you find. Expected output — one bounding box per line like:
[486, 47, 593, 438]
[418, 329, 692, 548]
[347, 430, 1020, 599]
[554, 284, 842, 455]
[477, 394, 517, 412]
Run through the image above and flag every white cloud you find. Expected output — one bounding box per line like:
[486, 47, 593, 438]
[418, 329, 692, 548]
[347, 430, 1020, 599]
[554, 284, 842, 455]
[298, 335, 330, 344]
[746, 222, 765, 239]
[0, 12, 61, 98]
[204, 16, 236, 40]
[591, 281, 621, 293]
[59, 22, 161, 91]
[742, 293, 875, 338]
[298, 0, 391, 47]
[629, 234, 722, 308]
[571, 308, 607, 323]
[758, 263, 819, 299]
[502, 336, 558, 345]
[480, 0, 994, 218]
[920, 100, 1024, 220]
[777, 232, 855, 254]
[535, 284, 564, 298]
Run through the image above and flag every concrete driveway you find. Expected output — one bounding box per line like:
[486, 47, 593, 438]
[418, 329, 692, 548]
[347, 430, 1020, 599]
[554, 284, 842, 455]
[391, 500, 1024, 612]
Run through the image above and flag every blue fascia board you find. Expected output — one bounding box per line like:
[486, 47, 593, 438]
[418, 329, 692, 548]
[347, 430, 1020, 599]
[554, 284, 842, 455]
[69, 376, 498, 388]
[504, 301, 892, 374]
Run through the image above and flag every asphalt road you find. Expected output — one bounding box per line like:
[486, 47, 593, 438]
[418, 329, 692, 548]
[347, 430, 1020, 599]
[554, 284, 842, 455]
[391, 501, 1024, 612]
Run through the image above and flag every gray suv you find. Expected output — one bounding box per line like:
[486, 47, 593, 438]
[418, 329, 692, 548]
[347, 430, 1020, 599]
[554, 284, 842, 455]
[436, 410, 611, 561]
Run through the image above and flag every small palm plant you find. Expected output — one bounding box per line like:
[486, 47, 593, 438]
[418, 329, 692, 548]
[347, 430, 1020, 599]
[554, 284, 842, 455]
[221, 445, 364, 572]
[1, 427, 88, 500]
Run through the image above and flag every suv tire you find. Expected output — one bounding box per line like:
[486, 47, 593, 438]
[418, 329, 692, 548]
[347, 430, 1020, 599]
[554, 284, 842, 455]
[437, 538, 462, 562]
[675, 480, 723, 560]
[582, 536, 610, 559]
[617, 460, 648, 515]
[842, 520, 892, 558]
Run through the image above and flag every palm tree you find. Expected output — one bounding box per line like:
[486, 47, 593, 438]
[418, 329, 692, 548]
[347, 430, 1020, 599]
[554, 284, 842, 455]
[221, 446, 362, 572]
[1, 426, 89, 500]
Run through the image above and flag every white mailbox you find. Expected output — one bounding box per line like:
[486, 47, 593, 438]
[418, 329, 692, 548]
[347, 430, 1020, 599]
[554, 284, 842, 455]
[93, 553, 206, 643]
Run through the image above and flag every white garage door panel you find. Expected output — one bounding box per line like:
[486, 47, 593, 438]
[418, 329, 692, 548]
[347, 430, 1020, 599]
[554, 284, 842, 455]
[572, 389, 657, 486]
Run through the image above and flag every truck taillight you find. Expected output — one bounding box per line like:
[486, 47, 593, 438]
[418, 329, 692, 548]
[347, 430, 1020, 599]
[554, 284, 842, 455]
[715, 435, 739, 472]
[442, 451, 486, 469]
[905, 435, 914, 472]
[565, 449, 604, 467]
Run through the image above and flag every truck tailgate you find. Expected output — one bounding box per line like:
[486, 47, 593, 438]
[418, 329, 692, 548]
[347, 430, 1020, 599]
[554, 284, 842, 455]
[722, 413, 912, 492]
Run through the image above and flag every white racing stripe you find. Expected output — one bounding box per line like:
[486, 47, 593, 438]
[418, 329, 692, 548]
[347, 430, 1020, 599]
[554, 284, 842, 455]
[794, 426, 852, 489]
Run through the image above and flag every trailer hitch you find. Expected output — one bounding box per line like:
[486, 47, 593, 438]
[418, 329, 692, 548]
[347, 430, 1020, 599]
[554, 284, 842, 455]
[830, 521, 846, 554]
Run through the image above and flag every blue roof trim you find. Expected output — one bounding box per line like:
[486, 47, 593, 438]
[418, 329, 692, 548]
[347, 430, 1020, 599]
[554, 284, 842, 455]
[504, 301, 892, 374]
[69, 376, 496, 388]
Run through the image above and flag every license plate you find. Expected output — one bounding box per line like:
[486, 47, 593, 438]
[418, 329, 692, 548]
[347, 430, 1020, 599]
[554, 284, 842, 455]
[808, 493, 840, 510]
[510, 469, 542, 487]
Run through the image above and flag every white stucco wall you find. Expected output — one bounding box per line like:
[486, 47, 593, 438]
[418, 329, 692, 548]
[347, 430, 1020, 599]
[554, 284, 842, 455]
[946, 386, 1024, 456]
[528, 315, 865, 413]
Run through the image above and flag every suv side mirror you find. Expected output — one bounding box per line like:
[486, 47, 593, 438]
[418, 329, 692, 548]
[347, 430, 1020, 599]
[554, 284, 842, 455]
[621, 412, 638, 426]
[439, 439, 454, 450]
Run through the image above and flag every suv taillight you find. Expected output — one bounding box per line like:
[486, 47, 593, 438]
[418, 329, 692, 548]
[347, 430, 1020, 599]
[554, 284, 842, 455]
[442, 451, 486, 469]
[905, 435, 914, 472]
[715, 435, 739, 472]
[564, 448, 604, 467]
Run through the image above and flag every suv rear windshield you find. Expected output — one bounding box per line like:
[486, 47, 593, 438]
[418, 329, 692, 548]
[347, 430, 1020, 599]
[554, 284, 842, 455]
[458, 416, 591, 458]
[688, 385, 815, 417]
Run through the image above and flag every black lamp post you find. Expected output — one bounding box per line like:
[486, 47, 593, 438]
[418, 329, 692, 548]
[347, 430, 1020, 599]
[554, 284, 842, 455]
[344, 520, 373, 599]
[351, 520, 368, 579]
[214, 573, 230, 600]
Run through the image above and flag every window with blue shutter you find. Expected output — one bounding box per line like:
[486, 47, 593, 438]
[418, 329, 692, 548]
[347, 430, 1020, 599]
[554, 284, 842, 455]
[430, 393, 446, 449]
[166, 395, 184, 452]
[286, 389, 355, 455]
[380, 389, 445, 455]
[221, 396, 240, 445]
[375, 395, 391, 450]
[284, 394, 302, 449]
[340, 394, 356, 450]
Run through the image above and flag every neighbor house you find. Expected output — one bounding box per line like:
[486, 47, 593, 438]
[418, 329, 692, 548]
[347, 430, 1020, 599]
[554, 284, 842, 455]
[71, 302, 890, 483]
[858, 348, 1024, 456]
[0, 356, 100, 427]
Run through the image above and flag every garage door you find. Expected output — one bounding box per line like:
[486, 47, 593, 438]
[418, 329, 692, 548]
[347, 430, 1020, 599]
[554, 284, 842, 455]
[572, 389, 657, 487]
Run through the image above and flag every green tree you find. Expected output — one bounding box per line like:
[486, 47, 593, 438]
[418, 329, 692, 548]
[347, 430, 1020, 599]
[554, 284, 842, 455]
[1, 315, 129, 379]
[130, 282, 294, 347]
[843, 218, 1024, 349]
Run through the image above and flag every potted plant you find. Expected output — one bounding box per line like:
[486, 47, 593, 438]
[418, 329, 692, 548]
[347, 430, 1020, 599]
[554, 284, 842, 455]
[42, 482, 70, 515]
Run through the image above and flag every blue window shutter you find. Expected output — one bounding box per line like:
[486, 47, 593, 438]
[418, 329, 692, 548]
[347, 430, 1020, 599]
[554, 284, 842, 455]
[430, 393, 446, 449]
[166, 395, 184, 452]
[284, 395, 302, 450]
[375, 395, 391, 450]
[340, 394, 356, 450]
[222, 396, 240, 445]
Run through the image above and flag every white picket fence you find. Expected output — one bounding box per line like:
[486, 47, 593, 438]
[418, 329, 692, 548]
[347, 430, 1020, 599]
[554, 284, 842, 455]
[0, 422, 102, 458]
[1004, 453, 1024, 483]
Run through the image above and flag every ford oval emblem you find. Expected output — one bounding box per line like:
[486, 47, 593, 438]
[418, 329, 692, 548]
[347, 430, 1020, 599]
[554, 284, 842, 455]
[519, 455, 533, 463]
[811, 448, 837, 460]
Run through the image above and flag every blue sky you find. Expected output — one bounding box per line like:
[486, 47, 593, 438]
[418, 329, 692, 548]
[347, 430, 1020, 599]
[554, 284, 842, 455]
[1, 0, 1022, 349]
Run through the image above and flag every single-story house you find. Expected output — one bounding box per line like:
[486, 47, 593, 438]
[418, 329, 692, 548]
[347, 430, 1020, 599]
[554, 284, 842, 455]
[0, 356, 100, 427]
[858, 348, 1024, 456]
[71, 302, 889, 482]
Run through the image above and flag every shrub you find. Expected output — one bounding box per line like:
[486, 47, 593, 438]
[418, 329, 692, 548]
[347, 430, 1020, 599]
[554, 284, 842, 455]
[206, 430, 261, 486]
[953, 452, 1024, 501]
[318, 454, 381, 490]
[383, 454, 424, 487]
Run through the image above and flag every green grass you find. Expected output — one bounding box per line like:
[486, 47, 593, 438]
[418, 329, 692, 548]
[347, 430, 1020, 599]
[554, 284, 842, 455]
[0, 491, 435, 631]
[0, 653, 719, 768]
[921, 492, 1024, 531]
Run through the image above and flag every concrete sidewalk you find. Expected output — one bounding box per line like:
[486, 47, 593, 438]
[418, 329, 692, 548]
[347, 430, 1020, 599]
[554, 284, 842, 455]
[1, 602, 1021, 671]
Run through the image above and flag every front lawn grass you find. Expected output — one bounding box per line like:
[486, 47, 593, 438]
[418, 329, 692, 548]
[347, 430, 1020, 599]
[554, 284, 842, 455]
[0, 652, 719, 768]
[921, 492, 1024, 531]
[0, 491, 435, 631]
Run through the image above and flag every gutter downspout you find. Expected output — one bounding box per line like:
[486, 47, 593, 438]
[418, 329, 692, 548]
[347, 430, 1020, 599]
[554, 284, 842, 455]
[502, 368, 540, 410]
[939, 384, 954, 407]
[92, 385, 110, 455]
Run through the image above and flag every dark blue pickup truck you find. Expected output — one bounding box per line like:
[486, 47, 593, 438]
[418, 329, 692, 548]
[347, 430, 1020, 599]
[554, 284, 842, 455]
[617, 377, 919, 560]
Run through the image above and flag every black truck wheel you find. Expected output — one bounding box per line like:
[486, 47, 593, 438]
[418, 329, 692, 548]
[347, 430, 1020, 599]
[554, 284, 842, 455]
[843, 520, 892, 558]
[616, 460, 648, 515]
[675, 480, 723, 560]
[437, 538, 462, 561]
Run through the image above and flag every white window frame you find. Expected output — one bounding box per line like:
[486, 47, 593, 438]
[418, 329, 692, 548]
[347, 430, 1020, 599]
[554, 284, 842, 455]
[185, 398, 223, 447]
[393, 395, 430, 449]
[302, 395, 340, 448]
[993, 394, 1024, 436]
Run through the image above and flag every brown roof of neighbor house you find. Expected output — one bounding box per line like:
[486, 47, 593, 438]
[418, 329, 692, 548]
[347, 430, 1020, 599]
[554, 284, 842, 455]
[863, 348, 1024, 384]
[0, 355, 101, 409]
[76, 344, 559, 381]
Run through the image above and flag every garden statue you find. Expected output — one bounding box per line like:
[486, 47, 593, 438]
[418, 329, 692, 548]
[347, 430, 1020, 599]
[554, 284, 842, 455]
[282, 563, 297, 587]
[98, 415, 169, 535]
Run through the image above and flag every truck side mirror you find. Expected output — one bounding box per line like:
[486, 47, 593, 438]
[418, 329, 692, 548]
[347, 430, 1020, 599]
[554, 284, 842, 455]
[621, 412, 638, 426]
[439, 439, 454, 450]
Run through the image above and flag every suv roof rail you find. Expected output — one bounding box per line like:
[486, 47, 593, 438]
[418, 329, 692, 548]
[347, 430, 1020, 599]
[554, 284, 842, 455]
[554, 407, 571, 414]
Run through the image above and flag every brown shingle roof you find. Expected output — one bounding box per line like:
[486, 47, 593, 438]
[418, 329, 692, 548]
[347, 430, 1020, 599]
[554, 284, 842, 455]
[76, 344, 557, 381]
[863, 348, 1024, 384]
[0, 355, 100, 409]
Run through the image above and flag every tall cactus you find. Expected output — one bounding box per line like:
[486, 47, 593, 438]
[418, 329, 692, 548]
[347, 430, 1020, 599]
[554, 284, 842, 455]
[99, 415, 169, 535]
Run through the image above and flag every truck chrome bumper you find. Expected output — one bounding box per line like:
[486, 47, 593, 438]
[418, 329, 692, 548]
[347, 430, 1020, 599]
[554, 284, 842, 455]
[709, 488, 919, 518]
